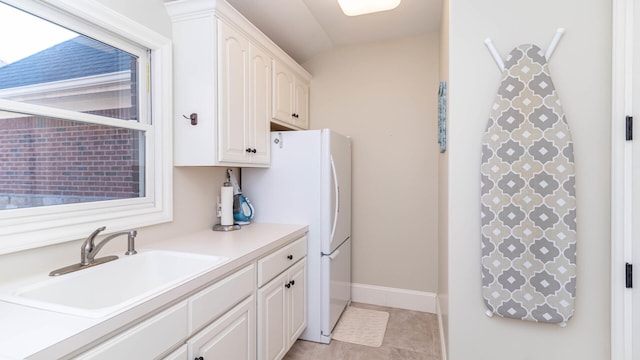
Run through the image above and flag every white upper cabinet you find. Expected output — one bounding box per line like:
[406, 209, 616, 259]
[248, 41, 272, 164]
[272, 59, 310, 130]
[166, 0, 311, 166]
[217, 21, 270, 165]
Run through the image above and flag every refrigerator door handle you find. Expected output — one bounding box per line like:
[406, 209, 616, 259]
[328, 249, 340, 260]
[330, 155, 340, 244]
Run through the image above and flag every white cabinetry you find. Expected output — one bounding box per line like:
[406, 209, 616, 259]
[188, 264, 256, 359]
[272, 59, 310, 130]
[166, 0, 311, 166]
[76, 264, 255, 360]
[188, 295, 256, 360]
[74, 302, 188, 360]
[167, 2, 270, 167]
[257, 237, 307, 360]
[217, 21, 270, 165]
[68, 230, 309, 360]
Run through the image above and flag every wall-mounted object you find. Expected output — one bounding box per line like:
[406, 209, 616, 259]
[183, 113, 198, 125]
[480, 29, 576, 326]
[438, 81, 447, 153]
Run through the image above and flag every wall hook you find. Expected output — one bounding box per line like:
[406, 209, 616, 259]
[182, 113, 198, 125]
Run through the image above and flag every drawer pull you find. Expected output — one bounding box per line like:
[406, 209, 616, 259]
[287, 254, 293, 260]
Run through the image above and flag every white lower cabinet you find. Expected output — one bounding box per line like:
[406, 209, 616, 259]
[74, 301, 188, 360]
[286, 259, 307, 346]
[72, 235, 308, 360]
[188, 295, 256, 360]
[258, 271, 287, 360]
[75, 264, 255, 360]
[257, 257, 307, 360]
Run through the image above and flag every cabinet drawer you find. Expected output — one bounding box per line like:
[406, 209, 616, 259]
[74, 301, 188, 360]
[257, 236, 307, 287]
[189, 263, 255, 334]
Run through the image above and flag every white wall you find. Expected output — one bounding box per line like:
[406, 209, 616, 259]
[95, 0, 172, 38]
[446, 0, 611, 359]
[303, 33, 440, 294]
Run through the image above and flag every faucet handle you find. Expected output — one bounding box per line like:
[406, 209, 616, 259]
[80, 226, 106, 266]
[88, 226, 107, 241]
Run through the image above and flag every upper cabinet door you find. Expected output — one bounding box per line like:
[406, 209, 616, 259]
[272, 60, 295, 124]
[218, 21, 250, 163]
[249, 45, 272, 165]
[272, 58, 309, 130]
[293, 80, 309, 129]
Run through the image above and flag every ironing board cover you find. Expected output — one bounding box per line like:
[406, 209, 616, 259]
[480, 44, 576, 324]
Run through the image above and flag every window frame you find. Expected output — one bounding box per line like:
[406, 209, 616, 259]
[0, 0, 173, 254]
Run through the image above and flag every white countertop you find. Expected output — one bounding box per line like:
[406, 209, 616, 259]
[0, 223, 307, 360]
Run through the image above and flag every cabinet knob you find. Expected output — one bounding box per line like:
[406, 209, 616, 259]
[285, 282, 291, 289]
[195, 357, 204, 360]
[290, 280, 295, 286]
[246, 148, 257, 153]
[287, 254, 293, 260]
[291, 113, 299, 118]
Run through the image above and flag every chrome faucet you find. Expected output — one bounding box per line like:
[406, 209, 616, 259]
[80, 226, 138, 266]
[50, 226, 138, 276]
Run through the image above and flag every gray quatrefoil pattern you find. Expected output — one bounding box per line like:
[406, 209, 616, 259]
[481, 44, 577, 324]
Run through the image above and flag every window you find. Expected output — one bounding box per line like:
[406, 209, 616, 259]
[0, 0, 172, 253]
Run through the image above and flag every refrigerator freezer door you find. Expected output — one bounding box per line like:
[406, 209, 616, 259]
[321, 237, 351, 338]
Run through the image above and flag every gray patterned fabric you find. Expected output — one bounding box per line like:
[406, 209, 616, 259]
[481, 44, 576, 324]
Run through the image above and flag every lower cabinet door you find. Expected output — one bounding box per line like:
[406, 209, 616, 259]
[287, 258, 307, 345]
[257, 271, 287, 360]
[188, 295, 256, 360]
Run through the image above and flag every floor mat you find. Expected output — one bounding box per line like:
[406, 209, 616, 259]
[331, 306, 389, 347]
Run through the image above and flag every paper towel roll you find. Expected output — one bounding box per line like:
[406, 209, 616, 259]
[220, 185, 234, 226]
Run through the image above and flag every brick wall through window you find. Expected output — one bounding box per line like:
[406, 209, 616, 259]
[0, 110, 142, 209]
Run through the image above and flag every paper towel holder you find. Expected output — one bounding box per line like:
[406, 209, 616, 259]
[213, 171, 240, 231]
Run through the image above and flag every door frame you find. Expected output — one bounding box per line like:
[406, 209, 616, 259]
[612, 0, 634, 359]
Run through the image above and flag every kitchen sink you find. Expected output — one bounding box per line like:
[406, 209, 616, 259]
[0, 250, 229, 318]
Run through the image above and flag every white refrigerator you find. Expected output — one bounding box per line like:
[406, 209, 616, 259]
[242, 129, 351, 344]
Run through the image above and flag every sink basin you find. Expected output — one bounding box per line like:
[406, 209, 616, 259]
[0, 250, 229, 318]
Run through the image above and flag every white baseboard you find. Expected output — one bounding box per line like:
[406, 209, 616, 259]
[436, 296, 447, 360]
[351, 283, 436, 313]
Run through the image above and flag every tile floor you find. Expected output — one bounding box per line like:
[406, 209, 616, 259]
[283, 302, 441, 360]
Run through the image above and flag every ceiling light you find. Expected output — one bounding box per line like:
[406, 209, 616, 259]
[337, 0, 401, 16]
